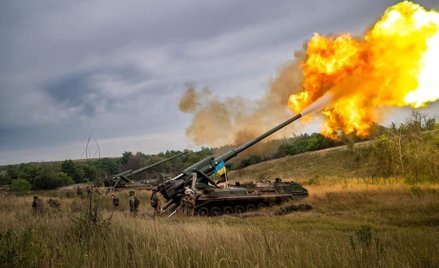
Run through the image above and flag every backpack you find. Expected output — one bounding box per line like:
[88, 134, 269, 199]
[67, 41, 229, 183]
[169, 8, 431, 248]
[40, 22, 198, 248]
[134, 197, 140, 208]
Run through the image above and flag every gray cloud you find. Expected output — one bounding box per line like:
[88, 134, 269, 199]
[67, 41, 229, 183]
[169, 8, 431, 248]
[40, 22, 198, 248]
[0, 0, 437, 164]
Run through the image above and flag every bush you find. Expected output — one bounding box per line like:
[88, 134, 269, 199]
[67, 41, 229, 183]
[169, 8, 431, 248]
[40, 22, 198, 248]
[32, 172, 74, 190]
[275, 133, 341, 158]
[363, 113, 439, 181]
[10, 179, 32, 193]
[240, 155, 263, 168]
[0, 174, 11, 185]
[61, 160, 85, 183]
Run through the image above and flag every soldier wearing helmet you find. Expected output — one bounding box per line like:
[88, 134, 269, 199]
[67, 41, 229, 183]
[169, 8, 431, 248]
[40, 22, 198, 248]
[128, 190, 140, 216]
[182, 187, 195, 216]
[32, 195, 44, 215]
[150, 187, 161, 216]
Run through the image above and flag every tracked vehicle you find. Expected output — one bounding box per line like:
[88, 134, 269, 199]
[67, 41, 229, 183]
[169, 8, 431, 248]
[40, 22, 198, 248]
[194, 179, 308, 216]
[158, 113, 310, 216]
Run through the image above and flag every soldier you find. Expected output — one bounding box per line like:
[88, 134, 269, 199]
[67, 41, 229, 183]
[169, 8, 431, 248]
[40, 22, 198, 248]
[111, 194, 120, 208]
[128, 190, 140, 216]
[76, 186, 83, 198]
[48, 198, 61, 208]
[32, 195, 44, 215]
[182, 187, 195, 216]
[150, 187, 161, 216]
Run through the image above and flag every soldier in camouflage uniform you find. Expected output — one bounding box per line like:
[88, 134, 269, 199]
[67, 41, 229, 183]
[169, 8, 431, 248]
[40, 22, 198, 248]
[128, 190, 140, 216]
[76, 186, 83, 198]
[111, 194, 120, 209]
[48, 198, 61, 208]
[150, 187, 161, 216]
[182, 187, 195, 216]
[32, 195, 44, 215]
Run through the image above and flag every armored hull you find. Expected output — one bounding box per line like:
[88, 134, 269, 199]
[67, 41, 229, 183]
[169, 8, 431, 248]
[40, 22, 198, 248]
[193, 180, 308, 216]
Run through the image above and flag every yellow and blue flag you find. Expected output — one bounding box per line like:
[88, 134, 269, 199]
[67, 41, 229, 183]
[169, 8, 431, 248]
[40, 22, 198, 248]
[214, 160, 227, 176]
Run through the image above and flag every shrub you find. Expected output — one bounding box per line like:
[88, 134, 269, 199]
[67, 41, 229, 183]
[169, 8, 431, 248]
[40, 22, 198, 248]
[240, 155, 263, 168]
[362, 113, 439, 182]
[0, 174, 11, 185]
[10, 179, 32, 193]
[61, 160, 85, 183]
[32, 172, 74, 190]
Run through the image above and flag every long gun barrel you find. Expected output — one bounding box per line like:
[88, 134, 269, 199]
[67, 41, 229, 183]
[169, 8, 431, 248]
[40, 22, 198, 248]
[130, 150, 188, 178]
[159, 113, 303, 201]
[109, 151, 188, 188]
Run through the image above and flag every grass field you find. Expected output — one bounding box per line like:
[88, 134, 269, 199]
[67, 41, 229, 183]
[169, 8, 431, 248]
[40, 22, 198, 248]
[1, 143, 439, 267]
[1, 177, 438, 268]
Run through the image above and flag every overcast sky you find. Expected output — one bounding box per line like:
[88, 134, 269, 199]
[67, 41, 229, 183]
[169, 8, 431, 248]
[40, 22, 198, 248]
[0, 0, 437, 165]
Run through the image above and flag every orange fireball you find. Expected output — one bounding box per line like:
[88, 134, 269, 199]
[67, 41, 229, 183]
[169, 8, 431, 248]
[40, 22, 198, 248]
[288, 1, 439, 139]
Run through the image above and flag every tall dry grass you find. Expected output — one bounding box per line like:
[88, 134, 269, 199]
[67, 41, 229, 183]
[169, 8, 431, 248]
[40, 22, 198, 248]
[1, 179, 438, 267]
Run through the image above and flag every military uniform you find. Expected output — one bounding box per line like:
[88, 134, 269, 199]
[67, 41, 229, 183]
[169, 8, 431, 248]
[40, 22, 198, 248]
[76, 186, 83, 198]
[150, 189, 161, 216]
[48, 198, 61, 208]
[32, 196, 44, 215]
[128, 190, 140, 215]
[182, 188, 195, 216]
[111, 194, 120, 208]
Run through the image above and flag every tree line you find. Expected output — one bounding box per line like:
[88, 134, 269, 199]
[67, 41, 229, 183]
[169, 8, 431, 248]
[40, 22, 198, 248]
[0, 148, 214, 192]
[1, 112, 437, 191]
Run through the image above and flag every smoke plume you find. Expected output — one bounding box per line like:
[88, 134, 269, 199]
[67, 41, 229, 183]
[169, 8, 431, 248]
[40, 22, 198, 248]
[180, 2, 439, 147]
[179, 52, 305, 147]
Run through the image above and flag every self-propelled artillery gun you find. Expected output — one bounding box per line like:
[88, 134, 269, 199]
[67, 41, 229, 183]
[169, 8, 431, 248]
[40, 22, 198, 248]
[158, 113, 309, 216]
[104, 151, 188, 188]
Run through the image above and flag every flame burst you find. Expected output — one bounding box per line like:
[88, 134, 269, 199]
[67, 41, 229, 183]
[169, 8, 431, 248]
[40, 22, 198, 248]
[288, 1, 439, 139]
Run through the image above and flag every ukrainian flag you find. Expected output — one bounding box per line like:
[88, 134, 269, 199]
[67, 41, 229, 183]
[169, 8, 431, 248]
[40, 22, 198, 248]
[214, 160, 227, 176]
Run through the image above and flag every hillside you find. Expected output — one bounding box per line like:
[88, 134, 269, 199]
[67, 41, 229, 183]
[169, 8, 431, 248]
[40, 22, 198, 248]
[230, 128, 439, 184]
[229, 142, 371, 183]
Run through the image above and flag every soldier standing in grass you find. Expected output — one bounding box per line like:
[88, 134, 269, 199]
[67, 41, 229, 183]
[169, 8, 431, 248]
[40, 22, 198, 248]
[150, 187, 161, 216]
[76, 186, 83, 198]
[182, 187, 195, 216]
[32, 195, 44, 215]
[111, 194, 120, 209]
[128, 190, 140, 216]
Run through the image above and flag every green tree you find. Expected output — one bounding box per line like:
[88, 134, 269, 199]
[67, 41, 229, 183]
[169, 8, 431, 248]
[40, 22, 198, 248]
[11, 179, 32, 193]
[121, 151, 133, 165]
[61, 160, 85, 183]
[32, 171, 74, 189]
[17, 164, 43, 185]
[121, 152, 146, 173]
[81, 164, 98, 182]
[6, 165, 19, 181]
[94, 158, 121, 175]
[0, 171, 11, 185]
